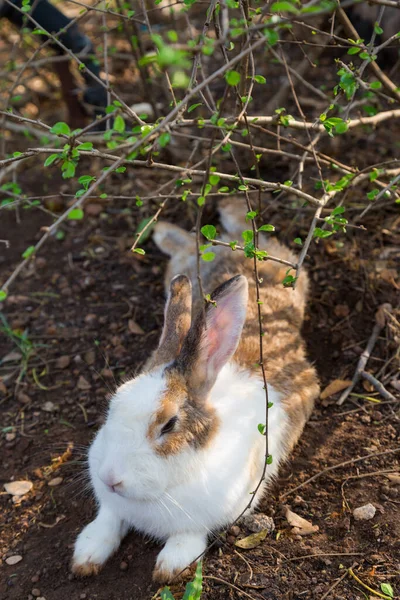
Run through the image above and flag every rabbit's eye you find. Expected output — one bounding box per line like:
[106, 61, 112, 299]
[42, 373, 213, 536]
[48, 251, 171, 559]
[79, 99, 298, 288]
[161, 416, 178, 436]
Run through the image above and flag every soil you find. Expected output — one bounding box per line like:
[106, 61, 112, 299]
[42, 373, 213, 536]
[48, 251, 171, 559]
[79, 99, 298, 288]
[1, 6, 400, 600]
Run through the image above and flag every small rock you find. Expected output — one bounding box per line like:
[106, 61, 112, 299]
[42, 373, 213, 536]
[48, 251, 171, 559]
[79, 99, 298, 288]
[84, 314, 97, 326]
[6, 555, 23, 565]
[84, 350, 96, 365]
[4, 481, 33, 496]
[5, 432, 16, 442]
[42, 401, 57, 413]
[242, 513, 275, 534]
[77, 376, 91, 391]
[17, 392, 31, 404]
[128, 319, 145, 335]
[48, 477, 63, 487]
[35, 257, 47, 269]
[31, 589, 41, 597]
[31, 575, 40, 583]
[119, 561, 128, 571]
[229, 525, 241, 537]
[227, 535, 236, 545]
[353, 503, 376, 521]
[56, 356, 70, 369]
[80, 594, 87, 599]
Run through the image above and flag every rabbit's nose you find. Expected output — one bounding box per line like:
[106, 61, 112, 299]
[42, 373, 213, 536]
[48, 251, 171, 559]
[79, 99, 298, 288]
[99, 470, 123, 493]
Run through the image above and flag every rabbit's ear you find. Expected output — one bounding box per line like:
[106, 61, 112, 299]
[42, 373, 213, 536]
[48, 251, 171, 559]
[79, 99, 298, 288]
[146, 275, 192, 370]
[176, 275, 248, 400]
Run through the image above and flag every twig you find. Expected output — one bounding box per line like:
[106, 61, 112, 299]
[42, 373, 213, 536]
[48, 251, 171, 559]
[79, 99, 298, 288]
[320, 562, 358, 600]
[348, 567, 392, 600]
[211, 239, 296, 269]
[280, 447, 400, 498]
[337, 304, 392, 405]
[360, 371, 397, 402]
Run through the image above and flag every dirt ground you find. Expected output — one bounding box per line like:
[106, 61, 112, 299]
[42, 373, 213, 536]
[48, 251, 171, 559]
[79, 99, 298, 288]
[1, 167, 399, 600]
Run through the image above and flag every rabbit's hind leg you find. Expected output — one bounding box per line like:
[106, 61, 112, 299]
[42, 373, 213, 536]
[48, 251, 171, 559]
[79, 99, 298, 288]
[152, 531, 207, 583]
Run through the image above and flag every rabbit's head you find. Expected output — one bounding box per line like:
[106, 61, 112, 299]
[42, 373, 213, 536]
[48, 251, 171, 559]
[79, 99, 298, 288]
[91, 274, 248, 502]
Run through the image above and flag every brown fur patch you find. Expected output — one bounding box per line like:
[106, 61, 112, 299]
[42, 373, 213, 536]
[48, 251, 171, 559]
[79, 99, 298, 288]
[71, 560, 102, 577]
[147, 369, 220, 456]
[152, 561, 196, 584]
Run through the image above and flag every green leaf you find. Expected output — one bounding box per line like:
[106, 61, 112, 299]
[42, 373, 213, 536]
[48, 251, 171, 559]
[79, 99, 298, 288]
[246, 211, 257, 221]
[76, 142, 93, 151]
[136, 217, 154, 244]
[266, 454, 273, 464]
[209, 174, 220, 186]
[44, 153, 59, 167]
[182, 561, 203, 600]
[201, 225, 217, 240]
[116, 166, 126, 173]
[0, 290, 8, 301]
[132, 247, 145, 255]
[347, 46, 361, 55]
[202, 252, 215, 262]
[271, 1, 298, 13]
[22, 245, 35, 259]
[218, 186, 230, 193]
[158, 132, 171, 148]
[188, 103, 202, 113]
[370, 80, 382, 90]
[50, 122, 71, 136]
[374, 24, 383, 35]
[68, 208, 84, 220]
[294, 237, 302, 245]
[332, 206, 345, 216]
[254, 75, 266, 84]
[380, 583, 393, 598]
[242, 230, 254, 243]
[225, 70, 241, 86]
[13, 151, 23, 157]
[160, 588, 175, 600]
[135, 195, 143, 207]
[113, 115, 126, 133]
[62, 161, 76, 179]
[258, 224, 275, 232]
[367, 189, 379, 200]
[313, 227, 332, 239]
[258, 423, 266, 435]
[197, 196, 205, 206]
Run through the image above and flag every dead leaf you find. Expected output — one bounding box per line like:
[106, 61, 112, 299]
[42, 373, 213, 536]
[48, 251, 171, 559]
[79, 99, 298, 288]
[320, 379, 352, 399]
[235, 529, 269, 549]
[128, 319, 145, 335]
[375, 303, 392, 327]
[4, 481, 33, 496]
[285, 506, 319, 536]
[2, 351, 22, 363]
[77, 375, 91, 390]
[84, 350, 95, 365]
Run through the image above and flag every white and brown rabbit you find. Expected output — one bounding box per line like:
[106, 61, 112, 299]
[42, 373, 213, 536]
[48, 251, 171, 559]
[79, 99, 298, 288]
[72, 198, 319, 583]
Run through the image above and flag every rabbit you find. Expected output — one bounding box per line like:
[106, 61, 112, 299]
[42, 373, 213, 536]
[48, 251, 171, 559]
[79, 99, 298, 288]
[71, 197, 319, 583]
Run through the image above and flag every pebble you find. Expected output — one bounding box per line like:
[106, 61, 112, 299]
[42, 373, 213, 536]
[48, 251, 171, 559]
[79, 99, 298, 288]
[42, 401, 57, 413]
[56, 356, 70, 369]
[353, 503, 376, 521]
[5, 432, 16, 442]
[31, 575, 40, 583]
[229, 525, 241, 537]
[48, 477, 63, 487]
[4, 481, 33, 496]
[6, 555, 23, 565]
[119, 561, 128, 571]
[80, 594, 87, 599]
[31, 589, 41, 597]
[242, 513, 275, 534]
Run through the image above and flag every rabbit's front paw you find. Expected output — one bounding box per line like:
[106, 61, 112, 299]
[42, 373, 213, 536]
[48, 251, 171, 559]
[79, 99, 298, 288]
[71, 512, 125, 576]
[153, 532, 207, 583]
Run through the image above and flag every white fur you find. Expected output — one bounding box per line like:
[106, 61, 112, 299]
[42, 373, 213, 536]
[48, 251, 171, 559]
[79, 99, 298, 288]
[72, 362, 287, 576]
